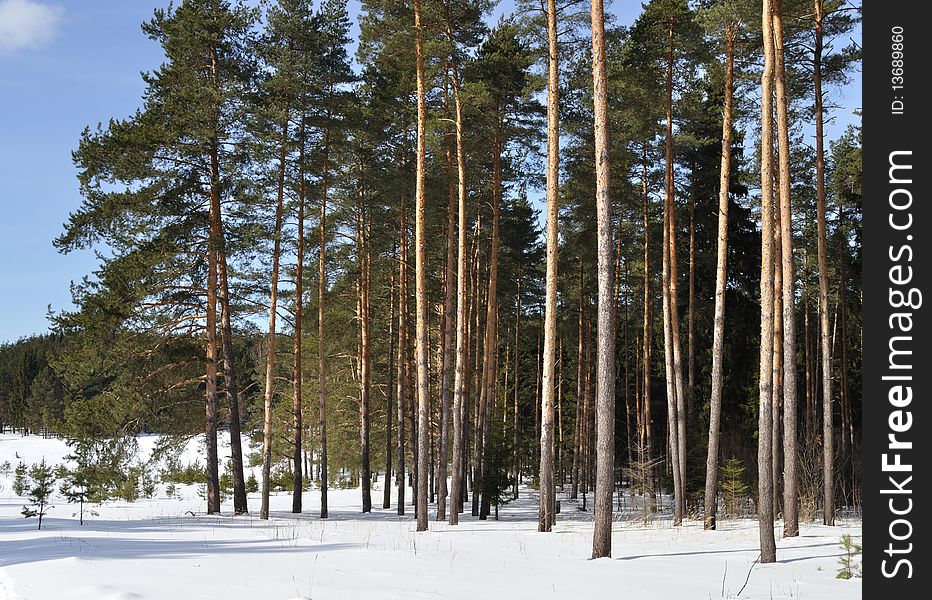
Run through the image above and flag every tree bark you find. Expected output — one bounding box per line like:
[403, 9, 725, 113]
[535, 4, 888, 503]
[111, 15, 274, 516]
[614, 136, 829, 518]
[702, 28, 734, 531]
[384, 253, 395, 510]
[772, 175, 783, 514]
[641, 146, 653, 505]
[662, 20, 685, 525]
[448, 52, 469, 525]
[771, 0, 799, 536]
[292, 114, 307, 514]
[218, 250, 247, 514]
[205, 169, 221, 516]
[512, 280, 521, 500]
[687, 173, 696, 421]
[261, 111, 289, 521]
[357, 182, 372, 514]
[813, 0, 834, 528]
[758, 0, 778, 563]
[318, 118, 331, 519]
[591, 0, 615, 557]
[538, 0, 560, 533]
[479, 134, 503, 521]
[396, 175, 409, 516]
[413, 0, 429, 532]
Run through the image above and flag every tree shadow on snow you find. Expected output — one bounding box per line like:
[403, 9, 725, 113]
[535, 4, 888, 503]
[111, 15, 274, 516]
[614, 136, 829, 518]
[0, 535, 358, 568]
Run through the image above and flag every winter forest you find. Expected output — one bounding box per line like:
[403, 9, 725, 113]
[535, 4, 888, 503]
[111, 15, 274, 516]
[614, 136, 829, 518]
[0, 0, 863, 595]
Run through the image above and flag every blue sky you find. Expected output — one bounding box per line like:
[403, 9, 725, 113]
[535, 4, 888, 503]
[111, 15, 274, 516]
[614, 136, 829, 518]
[0, 0, 859, 343]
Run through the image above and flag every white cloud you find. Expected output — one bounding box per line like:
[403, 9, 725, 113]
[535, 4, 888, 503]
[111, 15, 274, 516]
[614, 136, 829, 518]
[0, 0, 63, 51]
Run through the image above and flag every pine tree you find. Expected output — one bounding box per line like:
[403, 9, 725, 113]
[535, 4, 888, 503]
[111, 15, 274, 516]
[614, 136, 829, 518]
[22, 459, 56, 530]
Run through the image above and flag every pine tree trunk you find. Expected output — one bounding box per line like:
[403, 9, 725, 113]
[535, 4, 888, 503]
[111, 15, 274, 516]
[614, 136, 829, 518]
[591, 0, 615, 556]
[537, 0, 560, 532]
[357, 188, 372, 514]
[512, 281, 521, 500]
[813, 0, 834, 527]
[261, 112, 289, 521]
[204, 48, 224, 517]
[772, 186, 784, 515]
[292, 115, 306, 514]
[205, 179, 221, 516]
[218, 254, 248, 515]
[436, 114, 455, 523]
[641, 147, 654, 507]
[687, 174, 696, 421]
[661, 21, 684, 526]
[448, 50, 469, 525]
[572, 261, 584, 501]
[770, 0, 799, 536]
[318, 122, 330, 519]
[758, 0, 778, 563]
[479, 133, 503, 521]
[702, 29, 734, 531]
[384, 252, 396, 510]
[557, 338, 565, 488]
[413, 0, 429, 532]
[803, 249, 814, 444]
[396, 179, 409, 516]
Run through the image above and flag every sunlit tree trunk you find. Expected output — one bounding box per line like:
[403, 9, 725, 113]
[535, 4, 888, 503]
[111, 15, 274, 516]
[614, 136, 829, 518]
[261, 111, 288, 521]
[436, 70, 457, 523]
[396, 180, 409, 516]
[591, 0, 615, 557]
[758, 0, 778, 563]
[661, 20, 685, 525]
[702, 28, 735, 531]
[771, 0, 799, 537]
[640, 147, 653, 506]
[383, 255, 395, 510]
[318, 118, 331, 519]
[538, 0, 560, 532]
[291, 114, 307, 514]
[813, 0, 834, 528]
[413, 0, 429, 532]
[477, 149, 502, 520]
[357, 183, 372, 514]
[448, 51, 469, 524]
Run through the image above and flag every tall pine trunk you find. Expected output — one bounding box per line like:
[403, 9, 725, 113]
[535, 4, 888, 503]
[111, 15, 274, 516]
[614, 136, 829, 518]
[641, 147, 653, 506]
[357, 186, 372, 513]
[413, 0, 429, 532]
[448, 52, 469, 526]
[512, 281, 521, 500]
[661, 21, 685, 525]
[538, 0, 560, 532]
[384, 253, 395, 510]
[292, 115, 306, 514]
[703, 28, 735, 531]
[479, 134, 503, 520]
[396, 203, 409, 515]
[261, 112, 289, 521]
[757, 0, 778, 563]
[772, 0, 799, 536]
[813, 0, 834, 527]
[205, 171, 221, 515]
[591, 0, 615, 557]
[318, 124, 330, 519]
[218, 251, 248, 514]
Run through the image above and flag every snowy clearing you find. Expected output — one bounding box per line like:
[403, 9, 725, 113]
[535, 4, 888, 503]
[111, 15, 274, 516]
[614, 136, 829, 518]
[0, 433, 861, 599]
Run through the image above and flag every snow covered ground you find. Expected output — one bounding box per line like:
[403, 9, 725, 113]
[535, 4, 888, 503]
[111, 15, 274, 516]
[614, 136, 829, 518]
[0, 432, 861, 599]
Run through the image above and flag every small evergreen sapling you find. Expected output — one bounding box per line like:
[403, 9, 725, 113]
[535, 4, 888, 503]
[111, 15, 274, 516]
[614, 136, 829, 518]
[60, 465, 93, 525]
[836, 534, 862, 579]
[22, 459, 56, 530]
[13, 461, 28, 496]
[720, 457, 748, 518]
